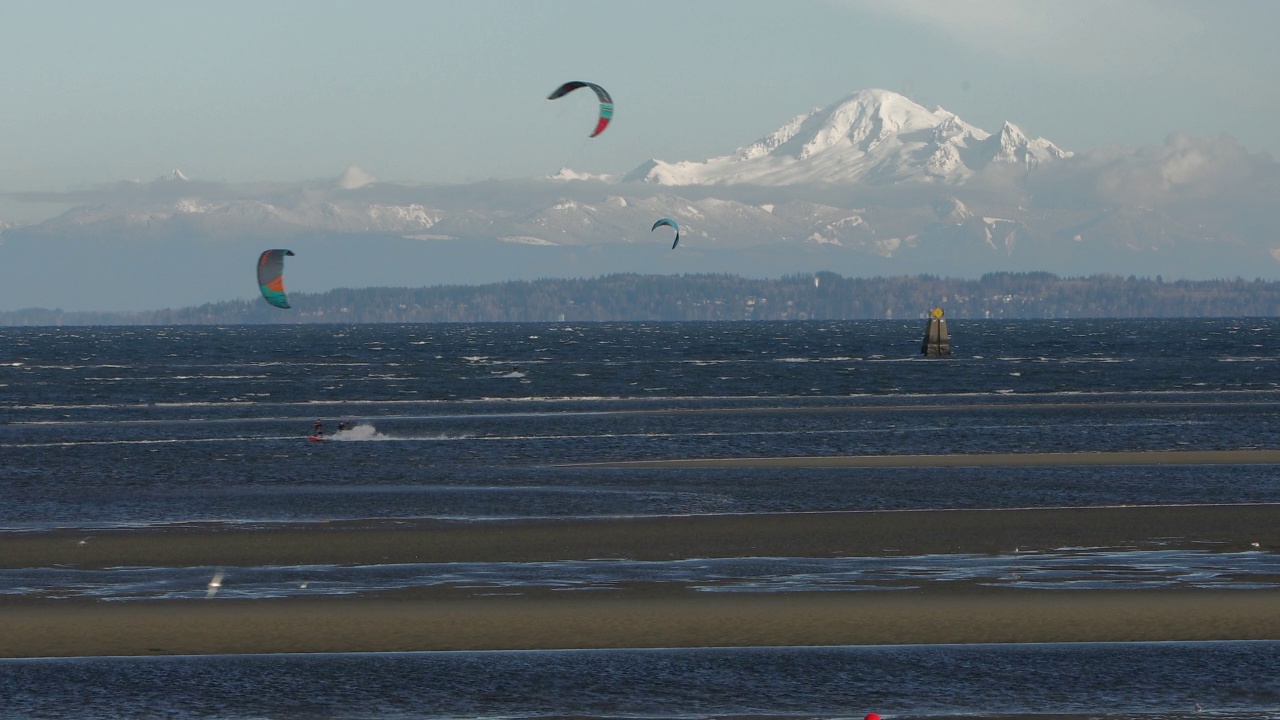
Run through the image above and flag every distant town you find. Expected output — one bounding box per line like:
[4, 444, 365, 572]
[3, 272, 1279, 326]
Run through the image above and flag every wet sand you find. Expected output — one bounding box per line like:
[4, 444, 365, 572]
[5, 502, 1278, 569]
[3, 500, 1280, 657]
[3, 588, 1278, 658]
[6, 446, 1280, 658]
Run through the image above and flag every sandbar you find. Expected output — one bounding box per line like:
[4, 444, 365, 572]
[3, 503, 1280, 657]
[2, 588, 1278, 658]
[3, 503, 1280, 569]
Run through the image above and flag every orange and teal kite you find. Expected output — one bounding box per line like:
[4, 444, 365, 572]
[256, 249, 294, 309]
[547, 81, 613, 137]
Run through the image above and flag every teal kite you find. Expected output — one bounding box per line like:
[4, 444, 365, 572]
[256, 249, 294, 309]
[652, 218, 680, 249]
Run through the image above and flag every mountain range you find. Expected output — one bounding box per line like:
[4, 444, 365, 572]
[623, 88, 1070, 186]
[2, 89, 1277, 312]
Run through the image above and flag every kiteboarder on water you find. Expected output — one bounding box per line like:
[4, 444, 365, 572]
[313, 419, 324, 439]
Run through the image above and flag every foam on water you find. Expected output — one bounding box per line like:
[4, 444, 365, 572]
[4, 320, 1280, 716]
[4, 548, 1275, 602]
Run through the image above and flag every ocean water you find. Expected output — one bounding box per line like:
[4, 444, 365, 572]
[2, 319, 1279, 719]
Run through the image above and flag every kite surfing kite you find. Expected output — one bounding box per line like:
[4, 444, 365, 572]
[256, 249, 295, 309]
[547, 81, 613, 137]
[652, 217, 680, 249]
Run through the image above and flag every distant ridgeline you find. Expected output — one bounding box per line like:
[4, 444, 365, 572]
[3, 272, 1280, 325]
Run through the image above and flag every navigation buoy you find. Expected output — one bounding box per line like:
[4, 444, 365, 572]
[865, 714, 881, 720]
[921, 307, 950, 357]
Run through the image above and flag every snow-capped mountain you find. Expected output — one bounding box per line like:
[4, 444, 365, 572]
[30, 197, 441, 236]
[17, 169, 441, 238]
[549, 167, 616, 183]
[2, 89, 1276, 312]
[621, 89, 1070, 186]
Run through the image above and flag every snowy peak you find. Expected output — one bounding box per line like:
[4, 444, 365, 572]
[932, 196, 973, 224]
[735, 90, 980, 162]
[790, 89, 974, 159]
[623, 89, 1069, 187]
[157, 169, 189, 183]
[549, 166, 616, 183]
[736, 111, 812, 161]
[981, 122, 1071, 169]
[620, 160, 661, 184]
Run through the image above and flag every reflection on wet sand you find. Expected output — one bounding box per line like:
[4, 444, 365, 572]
[2, 503, 1279, 657]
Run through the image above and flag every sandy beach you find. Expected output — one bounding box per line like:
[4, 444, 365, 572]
[4, 500, 1278, 569]
[3, 587, 1278, 658]
[3, 494, 1279, 658]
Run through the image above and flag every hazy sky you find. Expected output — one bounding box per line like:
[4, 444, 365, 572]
[2, 0, 1277, 222]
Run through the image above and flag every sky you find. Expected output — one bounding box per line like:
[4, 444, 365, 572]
[2, 0, 1278, 223]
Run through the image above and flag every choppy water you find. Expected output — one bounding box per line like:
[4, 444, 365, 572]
[2, 319, 1279, 718]
[3, 643, 1279, 720]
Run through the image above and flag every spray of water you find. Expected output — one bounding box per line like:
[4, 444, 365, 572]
[332, 423, 390, 441]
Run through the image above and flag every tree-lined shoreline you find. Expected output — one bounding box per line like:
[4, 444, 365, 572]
[3, 272, 1278, 326]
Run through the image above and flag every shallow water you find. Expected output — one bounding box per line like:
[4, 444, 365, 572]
[4, 547, 1278, 602]
[2, 320, 1279, 718]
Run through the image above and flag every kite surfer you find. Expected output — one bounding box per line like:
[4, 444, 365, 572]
[312, 419, 325, 439]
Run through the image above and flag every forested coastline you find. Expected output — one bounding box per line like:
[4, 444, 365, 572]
[4, 272, 1280, 326]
